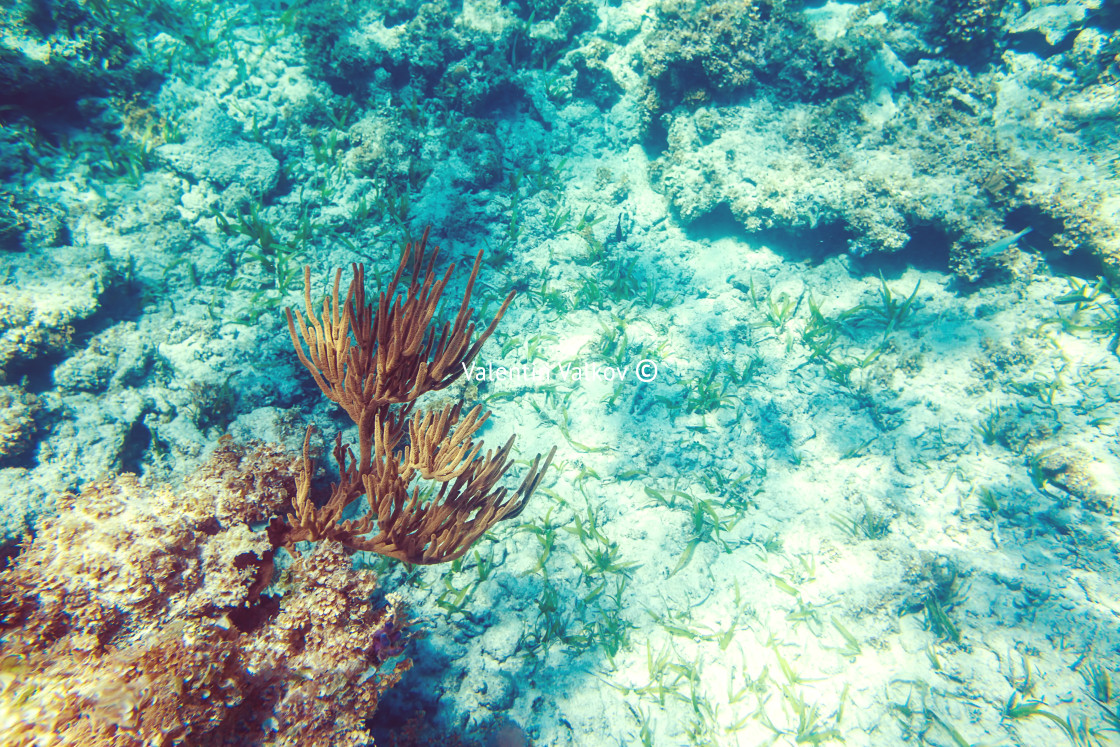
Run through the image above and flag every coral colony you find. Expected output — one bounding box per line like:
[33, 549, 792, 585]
[0, 232, 552, 745]
[276, 226, 555, 564]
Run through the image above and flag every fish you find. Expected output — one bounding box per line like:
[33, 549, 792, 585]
[979, 227, 1032, 258]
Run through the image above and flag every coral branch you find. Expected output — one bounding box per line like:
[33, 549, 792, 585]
[278, 228, 552, 564]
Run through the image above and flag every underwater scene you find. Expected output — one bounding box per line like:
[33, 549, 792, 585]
[1, 0, 1119, 744]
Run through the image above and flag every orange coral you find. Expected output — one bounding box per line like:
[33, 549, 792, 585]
[0, 440, 410, 746]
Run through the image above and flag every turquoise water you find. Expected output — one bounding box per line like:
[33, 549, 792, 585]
[1, 1, 1119, 745]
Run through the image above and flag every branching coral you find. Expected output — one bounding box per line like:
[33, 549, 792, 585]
[273, 227, 555, 564]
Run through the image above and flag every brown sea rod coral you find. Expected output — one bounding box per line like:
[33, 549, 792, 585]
[0, 439, 410, 746]
[273, 227, 555, 564]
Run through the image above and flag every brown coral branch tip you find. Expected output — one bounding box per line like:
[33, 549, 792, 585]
[276, 228, 555, 565]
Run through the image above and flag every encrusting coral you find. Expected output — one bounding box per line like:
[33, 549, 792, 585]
[0, 439, 410, 746]
[274, 226, 555, 564]
[0, 229, 548, 743]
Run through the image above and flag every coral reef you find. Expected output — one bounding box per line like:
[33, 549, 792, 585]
[156, 101, 280, 201]
[650, 63, 1023, 261]
[629, 0, 1119, 278]
[0, 385, 39, 467]
[639, 0, 870, 131]
[0, 223, 552, 742]
[4, 0, 1120, 742]
[0, 245, 118, 383]
[0, 189, 68, 253]
[907, 0, 1010, 67]
[0, 0, 137, 114]
[0, 438, 411, 746]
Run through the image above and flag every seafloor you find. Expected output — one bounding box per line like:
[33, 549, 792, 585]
[1, 0, 1119, 745]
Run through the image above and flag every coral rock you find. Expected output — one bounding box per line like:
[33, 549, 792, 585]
[0, 439, 410, 746]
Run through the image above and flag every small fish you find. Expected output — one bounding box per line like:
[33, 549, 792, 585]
[979, 227, 1032, 258]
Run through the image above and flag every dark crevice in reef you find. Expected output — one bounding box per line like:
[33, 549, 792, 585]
[0, 540, 22, 571]
[6, 348, 67, 395]
[118, 418, 152, 475]
[681, 203, 749, 244]
[759, 222, 856, 266]
[228, 593, 282, 635]
[1005, 204, 1113, 279]
[893, 224, 953, 274]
